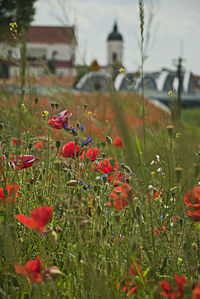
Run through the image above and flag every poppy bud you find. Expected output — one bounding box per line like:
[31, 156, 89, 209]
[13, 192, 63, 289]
[106, 136, 112, 144]
[125, 165, 132, 174]
[166, 124, 174, 137]
[83, 104, 87, 111]
[28, 143, 32, 150]
[56, 140, 61, 149]
[51, 231, 58, 243]
[51, 103, 55, 109]
[55, 103, 59, 109]
[175, 167, 183, 183]
[34, 98, 38, 105]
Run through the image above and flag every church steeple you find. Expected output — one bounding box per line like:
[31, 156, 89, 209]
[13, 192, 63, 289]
[107, 21, 123, 65]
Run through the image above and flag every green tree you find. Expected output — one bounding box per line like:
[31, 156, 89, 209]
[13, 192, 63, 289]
[0, 0, 37, 37]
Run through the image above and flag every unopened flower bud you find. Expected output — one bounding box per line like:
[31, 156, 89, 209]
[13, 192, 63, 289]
[51, 231, 58, 243]
[166, 125, 174, 137]
[175, 167, 183, 183]
[106, 136, 112, 144]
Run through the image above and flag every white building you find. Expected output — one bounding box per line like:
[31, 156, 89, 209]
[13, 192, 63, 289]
[0, 25, 77, 78]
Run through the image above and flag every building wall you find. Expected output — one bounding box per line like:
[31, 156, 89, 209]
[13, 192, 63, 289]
[0, 41, 76, 77]
[107, 40, 123, 65]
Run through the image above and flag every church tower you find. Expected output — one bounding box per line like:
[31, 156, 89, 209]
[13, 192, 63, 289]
[107, 22, 123, 66]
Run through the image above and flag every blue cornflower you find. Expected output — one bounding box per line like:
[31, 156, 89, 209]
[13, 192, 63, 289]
[160, 215, 163, 220]
[87, 136, 92, 143]
[81, 124, 85, 131]
[88, 184, 91, 189]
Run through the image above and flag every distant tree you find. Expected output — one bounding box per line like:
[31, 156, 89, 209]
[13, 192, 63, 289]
[0, 0, 37, 37]
[74, 64, 90, 86]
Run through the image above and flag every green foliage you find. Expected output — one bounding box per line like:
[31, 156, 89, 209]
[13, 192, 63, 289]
[0, 0, 36, 36]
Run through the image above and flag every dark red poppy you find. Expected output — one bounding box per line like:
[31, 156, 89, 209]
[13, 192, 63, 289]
[14, 256, 59, 284]
[192, 282, 200, 299]
[48, 110, 72, 129]
[59, 141, 80, 159]
[80, 147, 100, 161]
[113, 136, 124, 149]
[108, 182, 131, 210]
[0, 182, 20, 204]
[15, 206, 53, 232]
[13, 155, 36, 170]
[11, 138, 24, 146]
[184, 186, 200, 211]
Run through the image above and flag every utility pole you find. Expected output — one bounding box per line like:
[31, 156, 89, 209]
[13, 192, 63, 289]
[177, 57, 183, 120]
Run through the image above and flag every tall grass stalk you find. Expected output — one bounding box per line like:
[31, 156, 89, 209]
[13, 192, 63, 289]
[138, 0, 146, 158]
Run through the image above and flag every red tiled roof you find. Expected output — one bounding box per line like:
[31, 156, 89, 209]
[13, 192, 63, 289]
[26, 26, 76, 44]
[0, 26, 76, 44]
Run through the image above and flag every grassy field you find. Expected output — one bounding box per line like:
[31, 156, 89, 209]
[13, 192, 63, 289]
[0, 81, 199, 298]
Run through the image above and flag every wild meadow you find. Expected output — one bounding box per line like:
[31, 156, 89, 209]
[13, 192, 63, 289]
[0, 9, 200, 299]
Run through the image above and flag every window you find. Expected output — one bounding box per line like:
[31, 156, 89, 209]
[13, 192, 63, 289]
[27, 48, 46, 61]
[112, 52, 117, 62]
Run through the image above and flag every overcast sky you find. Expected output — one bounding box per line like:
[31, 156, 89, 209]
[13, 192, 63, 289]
[32, 0, 200, 74]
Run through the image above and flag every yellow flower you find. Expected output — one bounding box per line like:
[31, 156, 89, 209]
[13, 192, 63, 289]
[168, 90, 173, 96]
[20, 103, 26, 110]
[42, 110, 49, 120]
[119, 67, 125, 73]
[151, 171, 155, 176]
[88, 111, 92, 116]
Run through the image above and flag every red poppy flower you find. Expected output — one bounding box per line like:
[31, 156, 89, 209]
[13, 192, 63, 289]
[159, 275, 187, 299]
[14, 256, 45, 284]
[146, 189, 163, 201]
[184, 186, 200, 211]
[107, 171, 124, 186]
[192, 282, 200, 299]
[92, 157, 119, 174]
[14, 256, 59, 284]
[154, 226, 166, 235]
[11, 138, 24, 146]
[13, 155, 36, 170]
[108, 182, 131, 210]
[59, 141, 80, 159]
[113, 136, 124, 149]
[121, 263, 144, 296]
[186, 209, 200, 222]
[80, 147, 100, 161]
[15, 206, 53, 232]
[0, 182, 20, 204]
[48, 110, 72, 129]
[33, 141, 44, 149]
